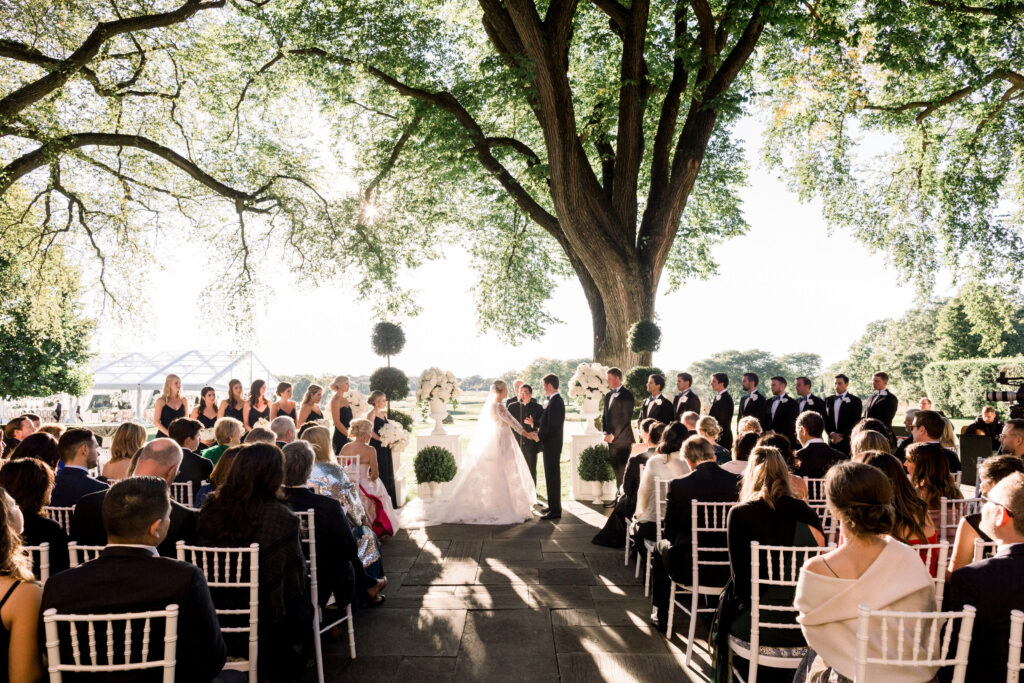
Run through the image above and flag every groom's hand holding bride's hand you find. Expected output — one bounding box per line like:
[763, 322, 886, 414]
[524, 416, 533, 427]
[602, 434, 614, 443]
[527, 433, 540, 441]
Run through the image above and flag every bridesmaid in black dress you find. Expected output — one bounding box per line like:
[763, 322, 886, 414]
[153, 374, 186, 438]
[191, 386, 219, 450]
[330, 375, 353, 455]
[244, 379, 271, 430]
[270, 382, 297, 422]
[219, 379, 246, 424]
[297, 384, 325, 427]
[366, 390, 396, 507]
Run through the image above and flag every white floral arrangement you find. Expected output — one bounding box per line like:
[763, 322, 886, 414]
[415, 367, 461, 413]
[344, 389, 370, 418]
[379, 419, 410, 454]
[252, 417, 271, 430]
[199, 428, 216, 442]
[568, 362, 612, 404]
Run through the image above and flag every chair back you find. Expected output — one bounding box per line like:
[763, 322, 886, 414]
[972, 538, 1000, 563]
[689, 501, 736, 591]
[653, 477, 671, 544]
[808, 503, 840, 546]
[293, 510, 321, 606]
[337, 455, 361, 485]
[170, 481, 193, 508]
[749, 542, 829, 660]
[176, 542, 259, 681]
[43, 604, 179, 681]
[913, 542, 950, 603]
[803, 477, 827, 502]
[23, 543, 49, 584]
[44, 506, 75, 535]
[1009, 610, 1024, 683]
[953, 471, 963, 487]
[853, 605, 976, 682]
[68, 542, 106, 568]
[940, 497, 983, 543]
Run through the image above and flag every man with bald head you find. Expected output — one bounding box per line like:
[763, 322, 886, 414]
[70, 438, 198, 556]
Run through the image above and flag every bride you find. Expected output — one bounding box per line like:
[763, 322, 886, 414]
[408, 380, 538, 525]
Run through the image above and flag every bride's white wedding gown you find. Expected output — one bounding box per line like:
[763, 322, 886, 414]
[402, 394, 538, 526]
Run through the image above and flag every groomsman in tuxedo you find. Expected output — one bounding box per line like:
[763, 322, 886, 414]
[737, 372, 769, 434]
[766, 376, 800, 445]
[640, 374, 674, 424]
[864, 371, 899, 432]
[795, 376, 828, 423]
[510, 383, 543, 483]
[672, 373, 701, 422]
[602, 367, 636, 499]
[826, 374, 862, 455]
[708, 373, 734, 450]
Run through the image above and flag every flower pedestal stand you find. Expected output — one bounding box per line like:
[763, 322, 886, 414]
[429, 398, 449, 436]
[570, 433, 607, 501]
[416, 434, 463, 468]
[580, 396, 601, 435]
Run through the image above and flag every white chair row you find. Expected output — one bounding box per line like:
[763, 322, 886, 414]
[44, 506, 75, 535]
[940, 496, 983, 543]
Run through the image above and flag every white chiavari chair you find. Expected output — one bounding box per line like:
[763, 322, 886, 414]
[643, 477, 672, 597]
[972, 537, 1000, 563]
[170, 481, 193, 508]
[914, 542, 950, 603]
[626, 463, 646, 575]
[68, 542, 106, 568]
[23, 542, 49, 584]
[1008, 610, 1024, 683]
[940, 497, 983, 544]
[337, 455, 361, 487]
[803, 477, 827, 503]
[44, 506, 75, 535]
[853, 605, 976, 682]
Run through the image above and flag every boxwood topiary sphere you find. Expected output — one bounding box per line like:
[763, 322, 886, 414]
[369, 366, 410, 402]
[625, 365, 665, 400]
[387, 409, 414, 431]
[414, 446, 457, 483]
[628, 320, 662, 354]
[371, 322, 406, 358]
[577, 444, 614, 482]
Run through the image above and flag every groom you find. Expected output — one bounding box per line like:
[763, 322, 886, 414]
[536, 373, 565, 520]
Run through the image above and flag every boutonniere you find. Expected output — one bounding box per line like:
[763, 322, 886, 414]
[780, 396, 789, 403]
[749, 393, 758, 401]
[805, 397, 814, 404]
[879, 389, 888, 396]
[654, 397, 663, 405]
[843, 396, 851, 404]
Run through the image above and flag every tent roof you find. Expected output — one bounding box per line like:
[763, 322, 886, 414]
[89, 350, 277, 392]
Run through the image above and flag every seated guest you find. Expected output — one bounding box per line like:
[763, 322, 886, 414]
[999, 418, 1024, 458]
[628, 418, 659, 458]
[629, 423, 690, 565]
[894, 408, 920, 461]
[905, 442, 962, 542]
[795, 461, 936, 682]
[794, 410, 845, 478]
[0, 458, 70, 575]
[862, 452, 939, 575]
[202, 417, 244, 466]
[910, 410, 961, 472]
[270, 416, 296, 448]
[651, 435, 741, 629]
[711, 446, 824, 675]
[280, 442, 386, 607]
[198, 443, 310, 681]
[943, 471, 1024, 682]
[195, 445, 243, 508]
[50, 429, 108, 506]
[592, 419, 665, 548]
[963, 405, 1003, 451]
[680, 411, 699, 438]
[42, 478, 226, 681]
[737, 415, 762, 439]
[948, 454, 1024, 572]
[724, 431, 759, 475]
[71, 438, 197, 557]
[0, 488, 43, 681]
[8, 431, 60, 469]
[341, 420, 398, 537]
[851, 429, 891, 461]
[2, 415, 34, 454]
[300, 426, 348, 497]
[852, 416, 894, 445]
[697, 416, 730, 465]
[759, 432, 809, 500]
[940, 416, 958, 452]
[36, 423, 66, 441]
[101, 422, 147, 481]
[168, 417, 214, 499]
[243, 427, 275, 444]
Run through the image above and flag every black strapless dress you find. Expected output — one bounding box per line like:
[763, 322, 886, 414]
[332, 405, 353, 455]
[372, 414, 397, 507]
[247, 403, 270, 429]
[159, 402, 185, 435]
[224, 404, 245, 423]
[279, 404, 297, 422]
[303, 407, 324, 426]
[197, 411, 217, 429]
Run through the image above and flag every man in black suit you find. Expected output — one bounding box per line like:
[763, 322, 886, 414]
[51, 428, 108, 506]
[535, 374, 565, 520]
[964, 406, 1004, 451]
[737, 372, 769, 434]
[602, 367, 636, 496]
[41, 477, 226, 681]
[795, 376, 827, 424]
[910, 410, 962, 472]
[169, 417, 214, 499]
[708, 373, 734, 451]
[826, 374, 863, 456]
[766, 376, 800, 445]
[863, 371, 899, 434]
[794, 411, 846, 478]
[281, 442, 386, 607]
[672, 373, 701, 422]
[943, 471, 1024, 682]
[651, 436, 740, 628]
[3, 415, 34, 454]
[509, 383, 544, 483]
[71, 438, 197, 557]
[640, 373, 674, 425]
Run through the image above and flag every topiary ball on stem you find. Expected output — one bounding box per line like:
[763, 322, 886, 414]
[625, 365, 665, 401]
[414, 446, 457, 483]
[629, 320, 662, 354]
[577, 444, 614, 482]
[371, 322, 406, 365]
[369, 367, 410, 402]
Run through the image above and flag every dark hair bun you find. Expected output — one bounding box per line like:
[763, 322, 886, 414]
[825, 461, 896, 538]
[843, 503, 895, 536]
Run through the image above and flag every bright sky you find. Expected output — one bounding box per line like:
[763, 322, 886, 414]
[94, 116, 947, 379]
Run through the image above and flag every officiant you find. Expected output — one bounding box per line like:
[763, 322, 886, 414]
[509, 383, 543, 483]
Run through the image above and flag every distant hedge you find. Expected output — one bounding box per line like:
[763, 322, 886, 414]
[922, 357, 1024, 418]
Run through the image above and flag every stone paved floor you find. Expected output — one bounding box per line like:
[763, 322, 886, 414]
[313, 501, 713, 682]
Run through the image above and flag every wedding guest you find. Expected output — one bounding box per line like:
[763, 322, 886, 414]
[794, 411, 845, 479]
[795, 376, 827, 423]
[863, 371, 899, 431]
[905, 442, 962, 542]
[23, 415, 40, 431]
[51, 429, 107, 507]
[672, 373, 701, 422]
[910, 410, 962, 472]
[218, 378, 246, 423]
[948, 454, 1024, 572]
[270, 416, 297, 448]
[509, 383, 543, 483]
[197, 443, 310, 680]
[861, 453, 938, 573]
[243, 379, 271, 431]
[152, 374, 186, 438]
[852, 416, 895, 450]
[202, 417, 244, 466]
[100, 421, 146, 481]
[630, 423, 690, 567]
[963, 405, 1003, 450]
[826, 374, 862, 455]
[0, 457, 70, 575]
[680, 411, 699, 438]
[851, 429, 891, 462]
[329, 376, 354, 455]
[696, 415, 730, 465]
[168, 417, 214, 499]
[630, 418, 662, 458]
[919, 397, 933, 411]
[366, 391, 397, 507]
[711, 446, 824, 675]
[592, 420, 664, 549]
[342, 419, 396, 537]
[0, 490, 43, 682]
[795, 461, 936, 682]
[737, 372, 769, 433]
[244, 427, 275, 444]
[999, 419, 1024, 457]
[708, 373, 734, 451]
[940, 417, 958, 452]
[191, 385, 218, 449]
[271, 381, 298, 422]
[944, 471, 1024, 682]
[724, 431, 759, 475]
[281, 441, 387, 607]
[297, 383, 325, 426]
[602, 367, 636, 494]
[299, 425, 338, 480]
[43, 478, 226, 682]
[35, 423, 65, 441]
[640, 374, 674, 424]
[8, 431, 59, 469]
[737, 416, 762, 439]
[2, 416, 34, 453]
[195, 445, 243, 508]
[766, 376, 800, 445]
[894, 408, 920, 461]
[759, 432, 809, 500]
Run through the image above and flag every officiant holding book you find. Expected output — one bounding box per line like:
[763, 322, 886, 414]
[510, 383, 543, 483]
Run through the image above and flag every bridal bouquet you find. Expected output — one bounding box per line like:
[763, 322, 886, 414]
[344, 389, 370, 418]
[568, 362, 612, 404]
[415, 367, 461, 414]
[379, 419, 410, 454]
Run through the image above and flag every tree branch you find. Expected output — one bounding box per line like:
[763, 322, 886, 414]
[923, 0, 1021, 15]
[610, 0, 650, 230]
[649, 1, 689, 208]
[484, 137, 543, 166]
[862, 69, 1024, 124]
[364, 113, 423, 203]
[589, 0, 628, 28]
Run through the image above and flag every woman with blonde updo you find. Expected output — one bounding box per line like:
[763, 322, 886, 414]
[342, 419, 396, 537]
[298, 384, 325, 426]
[366, 390, 396, 507]
[696, 415, 730, 464]
[102, 422, 147, 480]
[153, 374, 186, 438]
[329, 376, 353, 455]
[851, 429, 891, 461]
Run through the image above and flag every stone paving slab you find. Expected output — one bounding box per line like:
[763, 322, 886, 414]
[557, 653, 706, 682]
[553, 624, 673, 654]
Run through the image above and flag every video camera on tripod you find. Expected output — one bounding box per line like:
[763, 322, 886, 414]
[986, 372, 1024, 420]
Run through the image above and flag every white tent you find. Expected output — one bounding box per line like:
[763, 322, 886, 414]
[88, 350, 278, 420]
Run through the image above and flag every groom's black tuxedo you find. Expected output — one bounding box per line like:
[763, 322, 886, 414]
[640, 394, 674, 425]
[510, 398, 544, 483]
[603, 387, 636, 488]
[538, 392, 565, 516]
[673, 390, 701, 421]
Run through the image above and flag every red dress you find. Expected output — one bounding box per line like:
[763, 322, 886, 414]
[907, 532, 941, 576]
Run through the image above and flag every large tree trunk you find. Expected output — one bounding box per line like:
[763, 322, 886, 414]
[590, 273, 655, 369]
